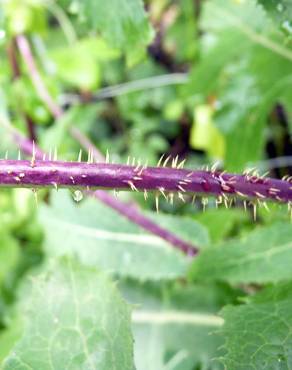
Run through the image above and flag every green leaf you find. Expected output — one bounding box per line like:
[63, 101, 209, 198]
[0, 318, 22, 363]
[52, 51, 100, 90]
[146, 212, 210, 249]
[183, 30, 248, 99]
[0, 231, 20, 285]
[39, 192, 196, 280]
[223, 45, 292, 170]
[120, 280, 233, 370]
[190, 223, 292, 284]
[257, 0, 292, 34]
[49, 37, 120, 89]
[3, 258, 134, 370]
[76, 0, 154, 65]
[220, 282, 292, 369]
[194, 208, 247, 243]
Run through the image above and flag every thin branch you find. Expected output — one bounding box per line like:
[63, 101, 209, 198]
[16, 35, 63, 119]
[251, 157, 292, 171]
[6, 39, 21, 79]
[4, 122, 43, 159]
[69, 127, 104, 162]
[43, 0, 77, 45]
[7, 39, 37, 142]
[59, 73, 189, 105]
[89, 190, 197, 256]
[24, 114, 37, 143]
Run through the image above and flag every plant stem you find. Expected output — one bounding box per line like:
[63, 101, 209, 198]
[16, 35, 63, 119]
[0, 159, 291, 204]
[7, 39, 37, 142]
[59, 73, 188, 106]
[7, 39, 21, 79]
[89, 191, 197, 256]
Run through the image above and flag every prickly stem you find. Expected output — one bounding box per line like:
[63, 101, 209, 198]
[0, 159, 290, 204]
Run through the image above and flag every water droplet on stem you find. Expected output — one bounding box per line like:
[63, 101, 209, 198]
[72, 190, 83, 202]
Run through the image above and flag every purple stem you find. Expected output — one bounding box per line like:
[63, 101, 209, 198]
[5, 125, 43, 159]
[70, 127, 104, 162]
[7, 39, 37, 142]
[89, 191, 197, 256]
[16, 35, 63, 119]
[0, 159, 291, 203]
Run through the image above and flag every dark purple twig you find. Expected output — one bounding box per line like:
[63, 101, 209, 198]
[24, 114, 37, 143]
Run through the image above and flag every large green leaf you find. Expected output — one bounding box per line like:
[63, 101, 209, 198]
[39, 192, 206, 280]
[220, 282, 292, 369]
[120, 280, 236, 370]
[183, 0, 292, 170]
[190, 223, 292, 284]
[75, 0, 154, 65]
[3, 258, 134, 370]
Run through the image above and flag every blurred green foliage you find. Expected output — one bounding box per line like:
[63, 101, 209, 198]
[0, 0, 291, 369]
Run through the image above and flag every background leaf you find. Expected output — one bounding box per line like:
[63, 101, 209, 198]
[49, 37, 120, 89]
[220, 282, 292, 369]
[74, 0, 154, 65]
[0, 232, 19, 285]
[3, 258, 134, 370]
[39, 192, 209, 280]
[256, 0, 292, 34]
[183, 0, 292, 170]
[120, 280, 237, 370]
[194, 208, 248, 243]
[190, 223, 292, 284]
